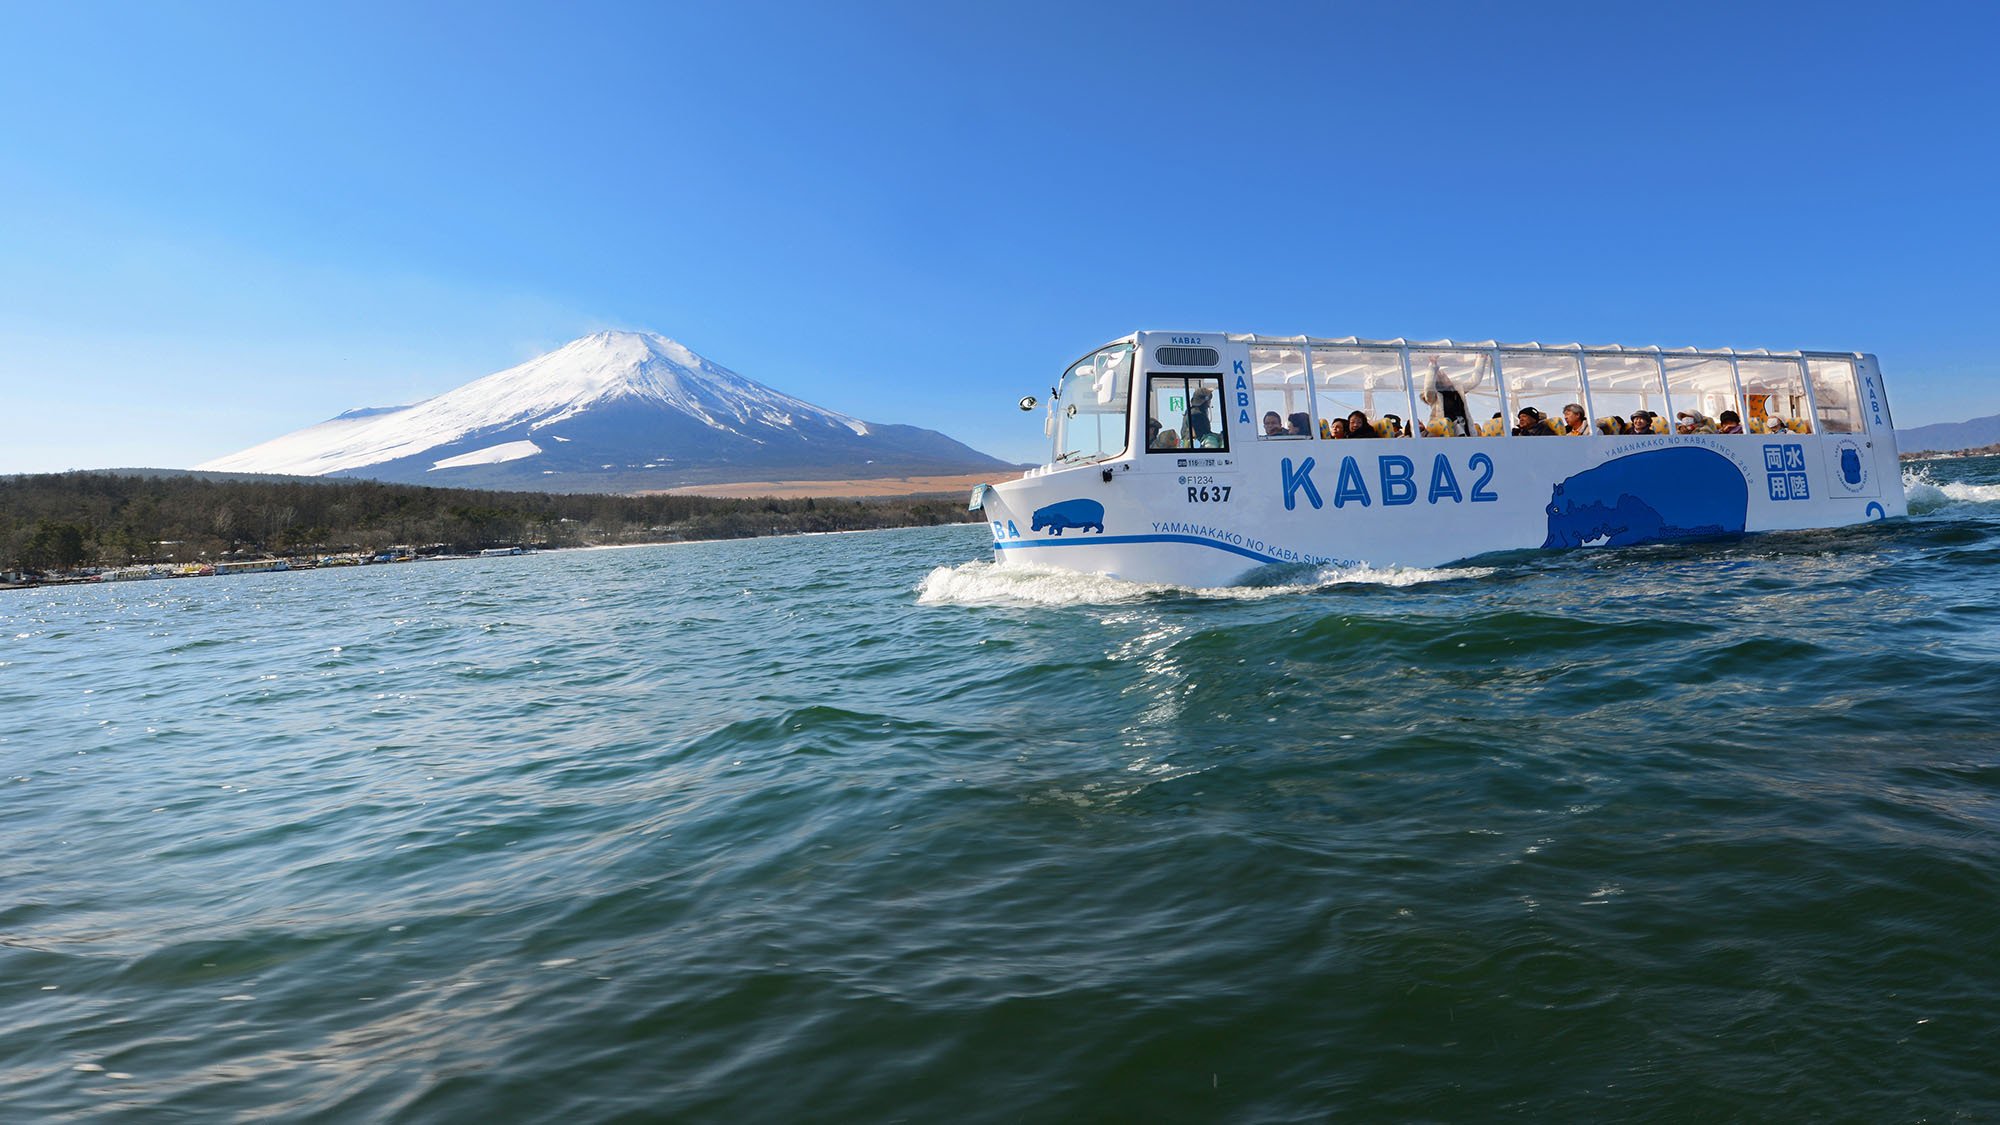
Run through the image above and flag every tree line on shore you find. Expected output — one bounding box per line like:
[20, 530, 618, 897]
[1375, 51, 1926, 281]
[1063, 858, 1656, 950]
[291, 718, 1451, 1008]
[1, 472, 980, 575]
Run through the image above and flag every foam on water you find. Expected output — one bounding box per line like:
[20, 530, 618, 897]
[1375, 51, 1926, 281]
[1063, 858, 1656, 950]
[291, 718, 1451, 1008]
[1904, 464, 2000, 515]
[8, 496, 2000, 1122]
[914, 558, 1494, 606]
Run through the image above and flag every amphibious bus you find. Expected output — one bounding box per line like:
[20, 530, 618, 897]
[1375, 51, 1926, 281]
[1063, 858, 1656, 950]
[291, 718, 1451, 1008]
[970, 332, 1904, 587]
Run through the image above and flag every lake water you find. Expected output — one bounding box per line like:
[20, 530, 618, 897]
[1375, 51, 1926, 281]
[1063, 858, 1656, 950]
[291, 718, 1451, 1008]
[5, 460, 2000, 1121]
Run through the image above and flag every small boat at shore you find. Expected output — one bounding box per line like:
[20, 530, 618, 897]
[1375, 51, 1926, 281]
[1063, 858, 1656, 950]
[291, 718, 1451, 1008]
[972, 331, 1906, 586]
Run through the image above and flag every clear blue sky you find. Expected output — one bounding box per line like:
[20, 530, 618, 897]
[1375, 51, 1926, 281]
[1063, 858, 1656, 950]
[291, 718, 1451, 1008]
[3, 0, 1996, 473]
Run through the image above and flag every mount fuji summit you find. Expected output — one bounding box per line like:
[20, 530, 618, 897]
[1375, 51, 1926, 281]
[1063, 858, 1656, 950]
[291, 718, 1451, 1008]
[196, 332, 1014, 492]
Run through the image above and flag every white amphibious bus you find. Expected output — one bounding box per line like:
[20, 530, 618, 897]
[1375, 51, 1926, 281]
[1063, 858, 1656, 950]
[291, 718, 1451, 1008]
[970, 332, 1905, 587]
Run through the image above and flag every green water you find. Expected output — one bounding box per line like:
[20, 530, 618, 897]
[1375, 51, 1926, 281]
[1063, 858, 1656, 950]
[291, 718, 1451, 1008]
[3, 461, 1998, 1121]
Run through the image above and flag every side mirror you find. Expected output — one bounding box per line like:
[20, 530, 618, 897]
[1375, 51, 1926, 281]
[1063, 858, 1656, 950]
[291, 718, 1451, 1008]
[1018, 396, 1038, 411]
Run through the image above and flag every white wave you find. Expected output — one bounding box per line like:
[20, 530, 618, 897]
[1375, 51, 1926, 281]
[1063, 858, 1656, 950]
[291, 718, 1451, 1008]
[915, 561, 1167, 606]
[915, 559, 1493, 607]
[1902, 466, 2000, 515]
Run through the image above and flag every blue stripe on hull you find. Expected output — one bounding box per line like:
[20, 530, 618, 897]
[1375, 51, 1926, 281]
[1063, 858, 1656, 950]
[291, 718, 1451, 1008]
[993, 534, 1283, 565]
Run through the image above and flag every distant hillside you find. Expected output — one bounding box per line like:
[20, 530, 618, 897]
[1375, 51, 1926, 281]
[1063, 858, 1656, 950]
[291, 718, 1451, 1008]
[1, 470, 979, 575]
[1896, 413, 2000, 453]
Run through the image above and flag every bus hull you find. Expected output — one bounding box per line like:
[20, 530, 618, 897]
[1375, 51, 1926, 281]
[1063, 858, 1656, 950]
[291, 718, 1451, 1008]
[979, 429, 1905, 587]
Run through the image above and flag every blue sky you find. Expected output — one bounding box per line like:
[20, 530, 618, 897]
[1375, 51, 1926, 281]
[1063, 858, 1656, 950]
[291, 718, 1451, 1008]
[2, 1, 1996, 473]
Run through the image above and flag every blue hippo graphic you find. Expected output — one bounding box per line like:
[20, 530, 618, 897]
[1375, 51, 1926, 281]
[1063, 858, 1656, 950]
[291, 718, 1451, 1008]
[1031, 498, 1105, 536]
[1840, 446, 1863, 487]
[1543, 448, 1748, 549]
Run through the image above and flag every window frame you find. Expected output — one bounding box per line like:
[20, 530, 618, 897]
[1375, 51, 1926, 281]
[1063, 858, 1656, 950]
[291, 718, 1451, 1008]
[1143, 372, 1230, 454]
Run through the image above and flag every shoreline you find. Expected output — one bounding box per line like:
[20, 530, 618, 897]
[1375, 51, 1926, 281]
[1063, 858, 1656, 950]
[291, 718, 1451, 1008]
[1, 522, 985, 593]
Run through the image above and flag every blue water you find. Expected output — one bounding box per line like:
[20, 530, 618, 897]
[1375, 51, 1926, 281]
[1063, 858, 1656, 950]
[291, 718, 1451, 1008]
[5, 461, 2000, 1121]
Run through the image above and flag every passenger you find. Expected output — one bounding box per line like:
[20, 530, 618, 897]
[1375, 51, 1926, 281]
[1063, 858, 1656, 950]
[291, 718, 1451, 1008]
[1186, 386, 1215, 444]
[1765, 416, 1790, 434]
[1512, 407, 1558, 436]
[1262, 411, 1285, 436]
[1381, 413, 1405, 438]
[1597, 415, 1630, 435]
[1561, 403, 1590, 435]
[1320, 417, 1350, 439]
[1147, 417, 1162, 447]
[1152, 428, 1181, 450]
[1675, 409, 1715, 434]
[1286, 411, 1312, 436]
[1717, 409, 1744, 434]
[1419, 356, 1480, 436]
[1346, 410, 1381, 439]
[1629, 411, 1656, 434]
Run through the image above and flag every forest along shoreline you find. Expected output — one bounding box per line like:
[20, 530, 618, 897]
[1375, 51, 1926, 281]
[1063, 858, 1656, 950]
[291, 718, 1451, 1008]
[1, 470, 983, 590]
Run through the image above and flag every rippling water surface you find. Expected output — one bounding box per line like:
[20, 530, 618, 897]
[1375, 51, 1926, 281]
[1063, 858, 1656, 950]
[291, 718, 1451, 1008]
[6, 461, 2000, 1121]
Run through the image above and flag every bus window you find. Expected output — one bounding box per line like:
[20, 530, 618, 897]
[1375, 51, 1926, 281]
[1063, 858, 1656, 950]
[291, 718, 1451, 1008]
[1248, 343, 1312, 439]
[1583, 353, 1669, 435]
[1807, 358, 1862, 433]
[1314, 347, 1411, 438]
[1737, 358, 1812, 433]
[1662, 356, 1740, 433]
[1051, 343, 1133, 464]
[1502, 351, 1585, 435]
[1411, 349, 1502, 436]
[1147, 374, 1227, 452]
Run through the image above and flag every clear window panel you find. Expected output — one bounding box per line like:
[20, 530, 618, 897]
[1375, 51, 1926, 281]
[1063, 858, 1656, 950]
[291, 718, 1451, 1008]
[1312, 347, 1410, 438]
[1051, 344, 1133, 464]
[1582, 353, 1669, 435]
[1806, 358, 1861, 433]
[1662, 356, 1740, 433]
[1502, 351, 1586, 435]
[1247, 343, 1313, 440]
[1411, 349, 1502, 437]
[1147, 375, 1228, 452]
[1736, 358, 1812, 434]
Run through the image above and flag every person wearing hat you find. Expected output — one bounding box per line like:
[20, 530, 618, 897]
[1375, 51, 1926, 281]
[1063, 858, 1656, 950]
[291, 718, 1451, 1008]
[1512, 406, 1558, 436]
[1675, 409, 1716, 434]
[1629, 411, 1657, 434]
[1185, 385, 1215, 443]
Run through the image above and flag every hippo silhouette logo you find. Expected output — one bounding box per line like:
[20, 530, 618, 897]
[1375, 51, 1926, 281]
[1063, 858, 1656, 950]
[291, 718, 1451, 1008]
[1833, 438, 1870, 494]
[1031, 498, 1106, 536]
[1543, 448, 1747, 548]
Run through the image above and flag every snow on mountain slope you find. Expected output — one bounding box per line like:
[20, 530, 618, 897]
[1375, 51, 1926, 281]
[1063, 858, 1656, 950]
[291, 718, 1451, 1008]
[195, 332, 1008, 489]
[430, 440, 543, 471]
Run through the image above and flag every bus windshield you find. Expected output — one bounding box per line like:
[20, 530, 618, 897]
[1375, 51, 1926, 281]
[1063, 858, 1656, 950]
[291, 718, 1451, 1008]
[1051, 342, 1133, 464]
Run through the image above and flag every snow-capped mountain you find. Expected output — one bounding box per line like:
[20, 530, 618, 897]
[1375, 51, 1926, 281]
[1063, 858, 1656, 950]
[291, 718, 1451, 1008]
[196, 332, 1011, 491]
